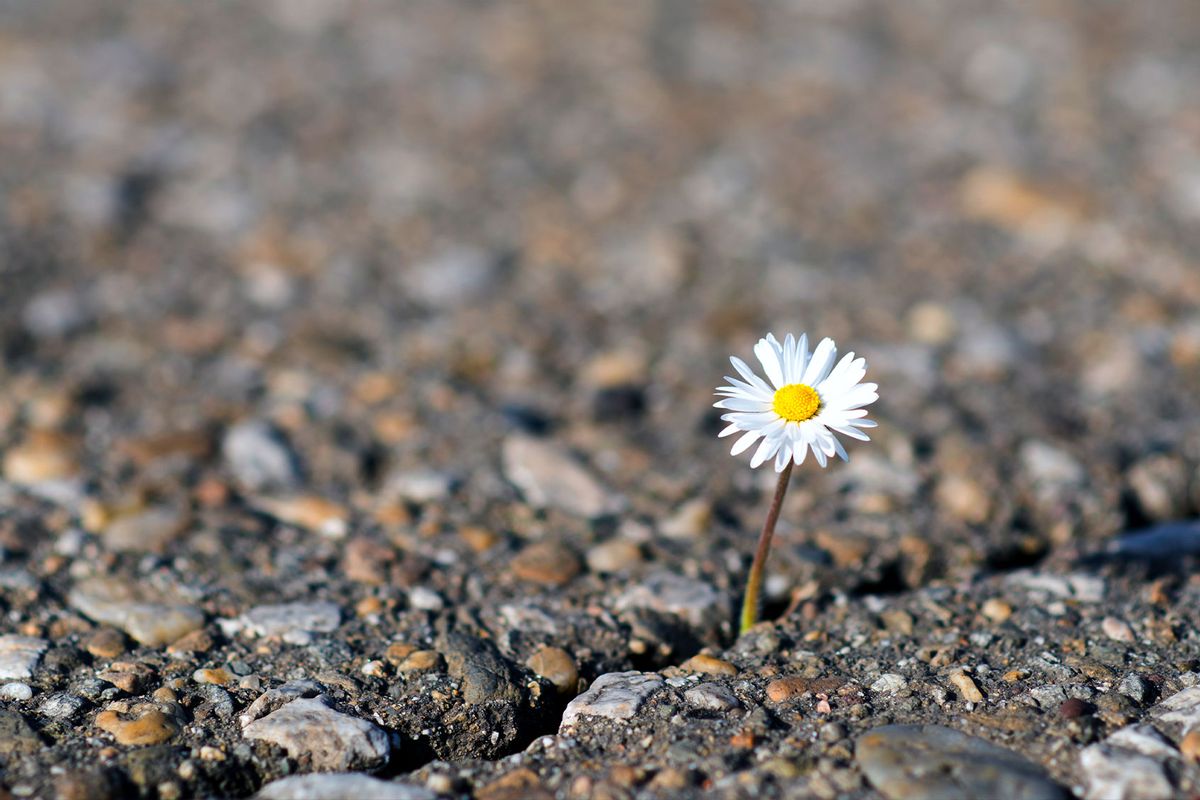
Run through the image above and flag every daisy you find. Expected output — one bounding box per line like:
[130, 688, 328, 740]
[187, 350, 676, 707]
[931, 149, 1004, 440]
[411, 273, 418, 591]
[715, 333, 878, 472]
[715, 332, 878, 633]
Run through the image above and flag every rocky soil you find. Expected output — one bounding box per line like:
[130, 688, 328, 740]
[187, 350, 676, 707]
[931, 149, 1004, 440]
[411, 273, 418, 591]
[2, 1, 1200, 798]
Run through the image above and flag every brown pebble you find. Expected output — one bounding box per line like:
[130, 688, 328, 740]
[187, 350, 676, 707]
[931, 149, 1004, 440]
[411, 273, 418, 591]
[1180, 730, 1200, 762]
[647, 768, 689, 791]
[85, 629, 127, 660]
[1002, 669, 1028, 683]
[511, 541, 581, 586]
[192, 668, 234, 686]
[2, 431, 79, 483]
[95, 707, 180, 746]
[730, 730, 756, 748]
[385, 642, 417, 664]
[343, 537, 395, 585]
[949, 672, 985, 703]
[477, 768, 549, 800]
[678, 654, 738, 677]
[526, 646, 579, 694]
[167, 629, 214, 655]
[459, 526, 500, 552]
[981, 599, 1013, 623]
[355, 596, 384, 616]
[765, 675, 842, 702]
[1059, 698, 1093, 719]
[607, 765, 641, 787]
[397, 650, 442, 673]
[98, 663, 156, 695]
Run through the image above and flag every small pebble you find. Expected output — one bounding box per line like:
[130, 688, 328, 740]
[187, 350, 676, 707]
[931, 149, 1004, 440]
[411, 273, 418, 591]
[397, 650, 442, 673]
[526, 647, 579, 694]
[1102, 616, 1135, 643]
[0, 682, 33, 701]
[193, 668, 234, 686]
[950, 672, 984, 703]
[981, 599, 1013, 623]
[678, 654, 738, 677]
[85, 629, 127, 660]
[95, 707, 180, 746]
[1059, 698, 1094, 719]
[511, 541, 581, 586]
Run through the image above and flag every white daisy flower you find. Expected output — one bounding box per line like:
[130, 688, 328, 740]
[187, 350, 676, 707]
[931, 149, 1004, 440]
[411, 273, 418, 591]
[715, 332, 878, 472]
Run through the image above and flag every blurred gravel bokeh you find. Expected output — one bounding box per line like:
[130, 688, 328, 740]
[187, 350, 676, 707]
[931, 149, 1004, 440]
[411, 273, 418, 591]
[2, 2, 1200, 798]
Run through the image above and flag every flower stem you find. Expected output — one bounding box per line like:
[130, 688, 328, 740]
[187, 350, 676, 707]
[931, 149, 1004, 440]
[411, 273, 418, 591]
[739, 461, 794, 634]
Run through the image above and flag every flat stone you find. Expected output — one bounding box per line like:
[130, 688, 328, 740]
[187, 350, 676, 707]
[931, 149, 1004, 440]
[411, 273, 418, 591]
[1151, 685, 1200, 729]
[511, 541, 581, 586]
[1006, 571, 1105, 602]
[857, 724, 1066, 800]
[100, 505, 188, 553]
[614, 571, 723, 630]
[684, 683, 740, 712]
[236, 602, 341, 640]
[38, 693, 86, 720]
[95, 706, 181, 746]
[251, 496, 348, 539]
[1105, 726, 1179, 760]
[256, 774, 436, 800]
[679, 654, 738, 677]
[559, 671, 665, 731]
[1079, 744, 1174, 800]
[222, 420, 303, 492]
[871, 673, 908, 695]
[242, 696, 389, 772]
[0, 636, 48, 680]
[501, 435, 617, 518]
[585, 539, 643, 573]
[68, 577, 204, 647]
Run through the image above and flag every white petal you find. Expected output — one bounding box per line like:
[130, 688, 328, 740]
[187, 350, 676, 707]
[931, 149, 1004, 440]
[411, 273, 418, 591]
[718, 423, 742, 438]
[729, 356, 774, 394]
[714, 397, 773, 412]
[831, 436, 849, 461]
[782, 334, 797, 384]
[754, 336, 786, 389]
[750, 435, 779, 469]
[801, 337, 838, 385]
[774, 444, 792, 472]
[730, 429, 762, 455]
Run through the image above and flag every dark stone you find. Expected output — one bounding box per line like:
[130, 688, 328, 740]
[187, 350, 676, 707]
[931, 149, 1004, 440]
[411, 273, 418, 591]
[591, 385, 647, 421]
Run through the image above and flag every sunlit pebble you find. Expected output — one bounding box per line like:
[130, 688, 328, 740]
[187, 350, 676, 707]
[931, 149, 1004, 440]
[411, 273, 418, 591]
[1102, 617, 1135, 643]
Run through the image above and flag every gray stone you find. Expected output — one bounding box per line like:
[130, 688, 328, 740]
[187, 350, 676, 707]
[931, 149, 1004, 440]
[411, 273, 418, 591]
[23, 288, 92, 338]
[1105, 521, 1200, 559]
[237, 602, 342, 640]
[222, 420, 303, 492]
[0, 636, 47, 680]
[614, 571, 723, 630]
[1019, 440, 1085, 491]
[101, 505, 187, 553]
[38, 693, 86, 721]
[239, 680, 325, 727]
[257, 774, 435, 800]
[560, 671, 665, 731]
[1079, 744, 1174, 800]
[1119, 674, 1152, 705]
[857, 724, 1065, 800]
[440, 632, 522, 706]
[242, 696, 389, 772]
[684, 683, 740, 712]
[501, 435, 618, 518]
[68, 577, 205, 647]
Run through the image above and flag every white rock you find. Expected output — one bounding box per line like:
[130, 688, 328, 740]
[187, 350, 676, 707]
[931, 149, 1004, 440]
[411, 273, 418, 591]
[502, 435, 618, 518]
[256, 774, 435, 800]
[243, 697, 389, 772]
[1105, 726, 1179, 760]
[1079, 744, 1173, 800]
[559, 671, 665, 731]
[68, 577, 204, 647]
[236, 602, 342, 640]
[870, 673, 908, 694]
[0, 682, 33, 700]
[222, 421, 302, 492]
[1007, 571, 1105, 603]
[407, 587, 444, 612]
[0, 636, 47, 680]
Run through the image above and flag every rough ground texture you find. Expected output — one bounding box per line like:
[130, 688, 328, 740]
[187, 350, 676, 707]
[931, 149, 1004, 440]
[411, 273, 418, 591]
[2, 1, 1200, 798]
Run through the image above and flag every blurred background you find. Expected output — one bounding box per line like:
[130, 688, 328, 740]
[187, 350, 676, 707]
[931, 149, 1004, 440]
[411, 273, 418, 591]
[1, 0, 1199, 590]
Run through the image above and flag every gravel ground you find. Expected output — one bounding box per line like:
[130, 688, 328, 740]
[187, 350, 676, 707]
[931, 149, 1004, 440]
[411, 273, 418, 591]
[2, 1, 1200, 798]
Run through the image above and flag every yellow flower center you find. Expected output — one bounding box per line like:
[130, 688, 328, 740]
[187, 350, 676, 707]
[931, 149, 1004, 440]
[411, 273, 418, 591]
[772, 383, 821, 422]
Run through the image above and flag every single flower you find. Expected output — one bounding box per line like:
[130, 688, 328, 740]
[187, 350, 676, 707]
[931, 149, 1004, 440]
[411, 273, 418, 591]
[715, 332, 878, 472]
[715, 332, 879, 633]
